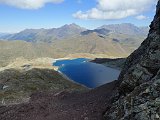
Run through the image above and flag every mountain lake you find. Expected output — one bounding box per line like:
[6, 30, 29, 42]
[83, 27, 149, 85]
[53, 58, 120, 88]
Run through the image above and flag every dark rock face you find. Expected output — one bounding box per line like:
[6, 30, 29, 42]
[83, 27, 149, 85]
[104, 1, 160, 119]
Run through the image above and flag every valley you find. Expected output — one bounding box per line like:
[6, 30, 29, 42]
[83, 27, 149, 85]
[0, 0, 159, 119]
[0, 23, 148, 67]
[0, 23, 149, 108]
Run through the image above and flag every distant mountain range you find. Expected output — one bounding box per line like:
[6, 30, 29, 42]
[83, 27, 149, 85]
[99, 23, 149, 36]
[0, 33, 10, 37]
[0, 23, 149, 43]
[0, 23, 86, 43]
[0, 23, 149, 67]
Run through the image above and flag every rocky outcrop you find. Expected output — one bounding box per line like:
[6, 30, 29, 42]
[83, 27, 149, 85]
[91, 58, 126, 70]
[104, 1, 160, 119]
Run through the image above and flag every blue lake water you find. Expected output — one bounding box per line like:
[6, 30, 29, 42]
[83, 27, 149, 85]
[53, 58, 120, 88]
[53, 58, 89, 66]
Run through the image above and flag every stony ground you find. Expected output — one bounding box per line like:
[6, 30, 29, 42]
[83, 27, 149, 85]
[0, 80, 118, 120]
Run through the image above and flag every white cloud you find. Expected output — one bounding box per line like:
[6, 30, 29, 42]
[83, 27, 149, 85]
[73, 0, 157, 20]
[0, 0, 64, 9]
[135, 15, 147, 20]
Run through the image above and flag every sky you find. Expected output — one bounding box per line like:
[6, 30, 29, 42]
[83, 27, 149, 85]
[0, 0, 158, 33]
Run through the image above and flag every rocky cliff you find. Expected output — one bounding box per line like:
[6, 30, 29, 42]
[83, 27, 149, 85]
[104, 0, 160, 119]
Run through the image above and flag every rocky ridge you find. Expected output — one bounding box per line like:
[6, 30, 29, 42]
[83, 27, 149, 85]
[104, 1, 160, 119]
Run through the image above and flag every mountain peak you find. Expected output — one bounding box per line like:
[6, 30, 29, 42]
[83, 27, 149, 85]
[61, 23, 84, 29]
[70, 23, 79, 27]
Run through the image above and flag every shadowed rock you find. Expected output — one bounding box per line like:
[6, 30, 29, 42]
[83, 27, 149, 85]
[104, 1, 160, 119]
